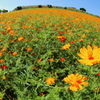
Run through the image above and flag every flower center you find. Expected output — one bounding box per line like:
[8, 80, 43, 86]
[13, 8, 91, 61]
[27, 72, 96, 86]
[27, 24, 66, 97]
[89, 56, 94, 60]
[88, 51, 94, 60]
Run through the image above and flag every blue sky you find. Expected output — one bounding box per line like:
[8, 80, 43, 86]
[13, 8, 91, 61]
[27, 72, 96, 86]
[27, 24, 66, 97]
[0, 0, 100, 16]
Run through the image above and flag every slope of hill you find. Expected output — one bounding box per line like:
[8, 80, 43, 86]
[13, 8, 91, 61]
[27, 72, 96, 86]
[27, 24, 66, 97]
[13, 5, 100, 18]
[0, 8, 100, 100]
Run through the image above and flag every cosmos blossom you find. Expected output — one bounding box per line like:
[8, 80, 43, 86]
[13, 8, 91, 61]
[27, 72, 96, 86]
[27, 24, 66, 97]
[63, 73, 88, 91]
[77, 45, 100, 65]
[62, 43, 70, 50]
[46, 77, 55, 85]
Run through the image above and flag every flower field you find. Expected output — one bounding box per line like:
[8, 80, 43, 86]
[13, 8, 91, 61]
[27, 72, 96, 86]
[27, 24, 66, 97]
[0, 8, 100, 100]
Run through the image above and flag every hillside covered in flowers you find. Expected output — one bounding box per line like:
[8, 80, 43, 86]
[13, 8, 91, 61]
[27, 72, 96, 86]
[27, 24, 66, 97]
[0, 8, 100, 100]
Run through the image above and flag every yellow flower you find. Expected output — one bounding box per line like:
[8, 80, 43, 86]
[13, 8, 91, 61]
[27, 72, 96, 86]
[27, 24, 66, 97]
[77, 45, 100, 65]
[62, 43, 70, 50]
[2, 76, 6, 80]
[63, 73, 88, 91]
[81, 34, 86, 38]
[46, 77, 55, 85]
[78, 38, 84, 41]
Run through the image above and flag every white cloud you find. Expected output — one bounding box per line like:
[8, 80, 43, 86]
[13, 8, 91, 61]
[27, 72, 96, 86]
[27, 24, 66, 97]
[0, 6, 2, 9]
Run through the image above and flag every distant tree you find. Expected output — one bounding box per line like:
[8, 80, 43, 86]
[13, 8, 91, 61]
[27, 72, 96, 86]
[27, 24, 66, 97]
[38, 5, 42, 8]
[2, 9, 8, 13]
[0, 9, 1, 13]
[80, 8, 86, 12]
[47, 5, 52, 8]
[16, 6, 22, 10]
[64, 7, 67, 9]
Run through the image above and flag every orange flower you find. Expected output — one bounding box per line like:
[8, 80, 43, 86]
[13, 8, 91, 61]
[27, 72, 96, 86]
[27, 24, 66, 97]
[85, 30, 89, 33]
[48, 58, 54, 62]
[1, 48, 6, 52]
[0, 46, 3, 49]
[18, 36, 24, 41]
[58, 31, 63, 35]
[22, 25, 28, 29]
[38, 58, 42, 63]
[70, 41, 75, 43]
[0, 39, 4, 42]
[46, 77, 55, 85]
[60, 57, 65, 61]
[2, 76, 6, 80]
[26, 48, 32, 51]
[1, 31, 6, 35]
[11, 40, 15, 42]
[60, 36, 67, 42]
[62, 43, 70, 50]
[39, 93, 45, 96]
[0, 52, 3, 55]
[12, 52, 17, 56]
[36, 28, 41, 31]
[0, 59, 4, 63]
[32, 35, 34, 37]
[6, 26, 12, 32]
[97, 72, 100, 76]
[63, 73, 88, 91]
[34, 38, 39, 41]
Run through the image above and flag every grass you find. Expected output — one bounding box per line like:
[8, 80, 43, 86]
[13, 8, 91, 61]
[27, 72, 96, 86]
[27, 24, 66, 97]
[0, 8, 100, 100]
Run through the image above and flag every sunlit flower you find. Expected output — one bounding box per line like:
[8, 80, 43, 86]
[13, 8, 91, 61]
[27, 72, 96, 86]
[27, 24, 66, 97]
[63, 73, 88, 91]
[77, 45, 100, 65]
[62, 43, 70, 50]
[46, 77, 55, 85]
